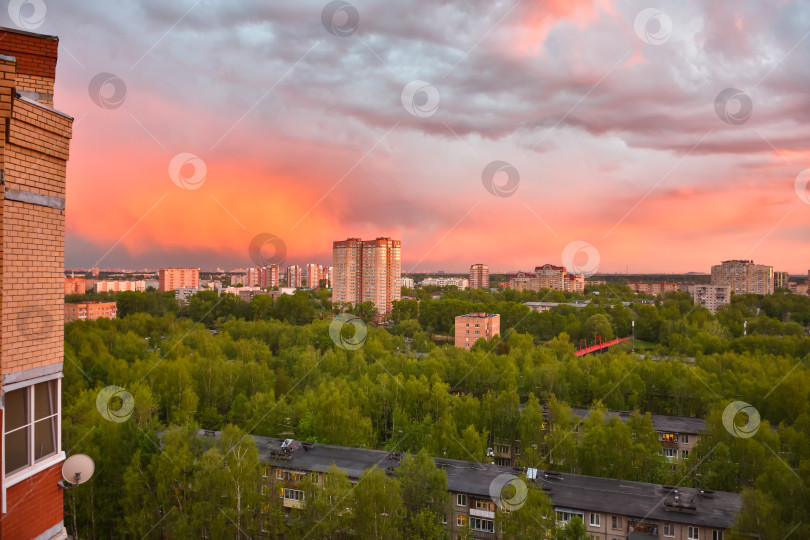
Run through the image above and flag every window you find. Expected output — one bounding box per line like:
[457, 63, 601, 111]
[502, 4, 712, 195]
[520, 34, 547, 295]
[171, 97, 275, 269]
[611, 516, 622, 530]
[283, 488, 304, 501]
[475, 331, 479, 335]
[589, 513, 600, 527]
[457, 514, 467, 526]
[456, 494, 467, 507]
[557, 510, 583, 523]
[712, 531, 723, 540]
[471, 517, 495, 532]
[474, 499, 494, 511]
[682, 450, 689, 458]
[663, 522, 675, 537]
[682, 434, 689, 443]
[662, 448, 677, 458]
[275, 468, 283, 480]
[688, 526, 699, 540]
[4, 380, 60, 477]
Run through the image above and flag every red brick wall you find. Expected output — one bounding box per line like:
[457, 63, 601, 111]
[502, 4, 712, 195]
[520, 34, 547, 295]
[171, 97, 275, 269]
[0, 461, 64, 538]
[0, 29, 57, 79]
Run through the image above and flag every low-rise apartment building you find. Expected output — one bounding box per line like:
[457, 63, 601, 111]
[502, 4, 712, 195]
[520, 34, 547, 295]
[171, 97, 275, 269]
[691, 285, 732, 314]
[65, 301, 117, 322]
[455, 312, 501, 349]
[202, 432, 741, 540]
[493, 407, 704, 467]
[94, 280, 146, 293]
[626, 282, 679, 295]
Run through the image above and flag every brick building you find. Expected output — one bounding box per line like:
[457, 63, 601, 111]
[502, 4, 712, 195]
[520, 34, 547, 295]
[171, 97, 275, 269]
[158, 267, 200, 291]
[625, 281, 679, 295]
[455, 312, 501, 349]
[94, 280, 145, 293]
[199, 431, 741, 540]
[286, 265, 302, 288]
[64, 302, 117, 322]
[710, 259, 773, 295]
[0, 27, 72, 540]
[470, 263, 489, 289]
[64, 276, 86, 295]
[506, 264, 585, 294]
[332, 237, 401, 314]
[259, 264, 279, 289]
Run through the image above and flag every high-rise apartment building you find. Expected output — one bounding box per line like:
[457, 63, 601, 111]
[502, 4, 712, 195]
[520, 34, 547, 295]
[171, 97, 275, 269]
[305, 263, 329, 289]
[0, 27, 72, 539]
[774, 272, 790, 290]
[245, 267, 259, 287]
[159, 268, 200, 291]
[692, 285, 732, 314]
[455, 312, 501, 349]
[259, 265, 279, 288]
[287, 265, 302, 288]
[711, 260, 773, 295]
[470, 263, 489, 289]
[333, 237, 401, 314]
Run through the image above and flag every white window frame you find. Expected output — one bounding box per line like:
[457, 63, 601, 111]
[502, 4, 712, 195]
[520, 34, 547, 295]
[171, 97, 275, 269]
[589, 513, 600, 527]
[688, 526, 700, 540]
[456, 493, 467, 507]
[663, 522, 675, 537]
[2, 373, 65, 513]
[712, 531, 722, 540]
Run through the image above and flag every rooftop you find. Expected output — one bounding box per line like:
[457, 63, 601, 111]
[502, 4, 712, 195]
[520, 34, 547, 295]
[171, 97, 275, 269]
[201, 431, 740, 529]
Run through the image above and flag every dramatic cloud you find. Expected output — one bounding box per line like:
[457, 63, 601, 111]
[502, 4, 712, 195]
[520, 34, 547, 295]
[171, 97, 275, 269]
[17, 0, 809, 272]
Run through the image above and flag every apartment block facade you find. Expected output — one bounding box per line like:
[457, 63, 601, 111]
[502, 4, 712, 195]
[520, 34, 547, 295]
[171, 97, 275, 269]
[245, 267, 259, 287]
[421, 276, 468, 289]
[332, 237, 401, 314]
[470, 263, 489, 289]
[158, 267, 200, 291]
[455, 312, 501, 349]
[286, 265, 302, 288]
[626, 282, 679, 295]
[94, 280, 145, 293]
[710, 260, 773, 295]
[212, 432, 740, 540]
[507, 264, 585, 293]
[259, 265, 279, 289]
[64, 301, 117, 323]
[305, 263, 329, 289]
[774, 271, 790, 290]
[64, 276, 86, 295]
[692, 284, 732, 315]
[0, 27, 72, 540]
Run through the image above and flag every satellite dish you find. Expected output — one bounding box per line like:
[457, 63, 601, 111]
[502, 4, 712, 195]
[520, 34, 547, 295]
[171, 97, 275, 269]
[61, 454, 95, 486]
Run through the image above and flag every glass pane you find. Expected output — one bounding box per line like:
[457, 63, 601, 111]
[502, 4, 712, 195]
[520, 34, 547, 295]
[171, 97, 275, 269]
[4, 388, 29, 432]
[5, 426, 29, 475]
[34, 417, 57, 460]
[34, 380, 57, 420]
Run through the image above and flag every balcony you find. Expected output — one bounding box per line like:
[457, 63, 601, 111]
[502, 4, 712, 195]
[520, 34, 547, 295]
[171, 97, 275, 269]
[470, 508, 495, 520]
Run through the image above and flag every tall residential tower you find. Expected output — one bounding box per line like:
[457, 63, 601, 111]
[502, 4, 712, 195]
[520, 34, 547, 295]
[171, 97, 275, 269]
[333, 237, 400, 314]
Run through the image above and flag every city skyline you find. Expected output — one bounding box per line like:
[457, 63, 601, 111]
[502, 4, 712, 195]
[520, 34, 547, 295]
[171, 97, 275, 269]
[27, 1, 808, 274]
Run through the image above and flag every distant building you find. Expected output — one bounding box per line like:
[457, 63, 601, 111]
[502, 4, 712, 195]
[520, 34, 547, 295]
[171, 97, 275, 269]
[145, 278, 160, 290]
[159, 268, 200, 292]
[65, 276, 86, 295]
[175, 287, 203, 303]
[470, 263, 489, 289]
[625, 282, 679, 295]
[333, 237, 401, 314]
[420, 276, 469, 289]
[692, 284, 732, 314]
[95, 280, 146, 293]
[287, 265, 303, 288]
[245, 267, 259, 287]
[454, 312, 500, 349]
[230, 273, 246, 286]
[774, 271, 790, 290]
[710, 260, 773, 295]
[306, 263, 329, 289]
[65, 301, 117, 322]
[259, 265, 280, 288]
[401, 277, 415, 288]
[506, 264, 585, 293]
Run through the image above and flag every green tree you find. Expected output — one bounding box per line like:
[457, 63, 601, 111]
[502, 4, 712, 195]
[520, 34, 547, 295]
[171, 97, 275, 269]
[352, 466, 403, 539]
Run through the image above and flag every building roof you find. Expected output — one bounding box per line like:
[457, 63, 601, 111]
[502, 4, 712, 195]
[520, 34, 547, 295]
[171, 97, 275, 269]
[567, 408, 706, 435]
[206, 431, 739, 529]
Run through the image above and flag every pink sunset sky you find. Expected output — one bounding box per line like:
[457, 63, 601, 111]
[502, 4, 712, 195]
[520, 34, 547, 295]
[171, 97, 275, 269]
[18, 0, 810, 273]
